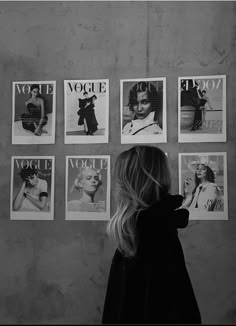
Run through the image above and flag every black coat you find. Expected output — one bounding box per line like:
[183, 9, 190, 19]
[102, 194, 201, 324]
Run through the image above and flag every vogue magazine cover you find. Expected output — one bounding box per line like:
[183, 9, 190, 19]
[120, 78, 167, 144]
[179, 152, 228, 220]
[10, 156, 55, 220]
[65, 155, 110, 220]
[178, 75, 226, 142]
[12, 81, 56, 144]
[64, 79, 109, 144]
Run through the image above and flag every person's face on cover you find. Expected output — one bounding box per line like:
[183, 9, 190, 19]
[31, 88, 39, 99]
[133, 91, 152, 119]
[80, 168, 100, 195]
[196, 164, 207, 181]
[25, 174, 38, 187]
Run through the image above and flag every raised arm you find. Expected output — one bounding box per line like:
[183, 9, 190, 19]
[34, 98, 45, 136]
[25, 179, 48, 211]
[13, 181, 26, 211]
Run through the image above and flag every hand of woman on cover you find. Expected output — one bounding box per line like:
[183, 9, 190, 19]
[34, 127, 42, 136]
[183, 178, 193, 196]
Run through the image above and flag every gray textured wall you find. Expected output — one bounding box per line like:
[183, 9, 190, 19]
[0, 1, 236, 324]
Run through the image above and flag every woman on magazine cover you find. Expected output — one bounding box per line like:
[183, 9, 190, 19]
[102, 145, 201, 324]
[68, 166, 105, 212]
[21, 84, 48, 136]
[182, 162, 222, 211]
[122, 81, 163, 136]
[78, 93, 98, 135]
[199, 90, 214, 129]
[13, 165, 48, 212]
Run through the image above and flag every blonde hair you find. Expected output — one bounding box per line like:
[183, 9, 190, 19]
[70, 166, 102, 193]
[107, 145, 171, 257]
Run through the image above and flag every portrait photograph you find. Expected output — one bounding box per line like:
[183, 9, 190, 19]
[10, 156, 55, 220]
[64, 79, 109, 144]
[12, 81, 56, 144]
[120, 78, 167, 144]
[65, 155, 110, 220]
[179, 152, 228, 220]
[178, 75, 226, 142]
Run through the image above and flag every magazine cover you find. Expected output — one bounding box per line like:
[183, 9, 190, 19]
[64, 79, 109, 144]
[179, 152, 228, 220]
[178, 75, 226, 142]
[10, 156, 55, 220]
[120, 78, 167, 144]
[12, 81, 56, 144]
[65, 155, 110, 220]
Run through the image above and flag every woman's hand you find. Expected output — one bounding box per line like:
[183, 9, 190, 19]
[183, 178, 193, 196]
[34, 127, 42, 136]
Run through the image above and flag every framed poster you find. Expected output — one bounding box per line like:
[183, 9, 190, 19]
[179, 152, 228, 220]
[64, 79, 109, 144]
[12, 81, 56, 144]
[10, 156, 55, 220]
[178, 75, 226, 142]
[120, 78, 167, 144]
[65, 155, 110, 220]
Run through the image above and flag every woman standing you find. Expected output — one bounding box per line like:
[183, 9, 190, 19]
[102, 145, 201, 324]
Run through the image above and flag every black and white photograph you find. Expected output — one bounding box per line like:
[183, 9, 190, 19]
[64, 79, 109, 144]
[120, 78, 167, 144]
[12, 81, 56, 144]
[179, 152, 228, 220]
[10, 156, 55, 220]
[178, 75, 226, 142]
[65, 155, 110, 220]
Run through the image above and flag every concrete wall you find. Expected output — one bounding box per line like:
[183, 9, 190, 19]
[0, 1, 236, 324]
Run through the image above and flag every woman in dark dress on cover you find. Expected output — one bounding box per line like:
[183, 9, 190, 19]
[78, 93, 98, 135]
[21, 84, 48, 136]
[102, 145, 201, 324]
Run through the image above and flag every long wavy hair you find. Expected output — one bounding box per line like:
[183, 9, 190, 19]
[192, 164, 215, 196]
[107, 145, 171, 257]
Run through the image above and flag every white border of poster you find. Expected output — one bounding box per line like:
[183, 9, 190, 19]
[65, 155, 110, 220]
[178, 75, 226, 143]
[178, 152, 228, 220]
[10, 156, 55, 220]
[12, 81, 56, 144]
[120, 77, 167, 144]
[64, 79, 109, 144]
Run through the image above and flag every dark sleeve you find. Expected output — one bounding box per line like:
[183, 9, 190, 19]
[39, 192, 48, 198]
